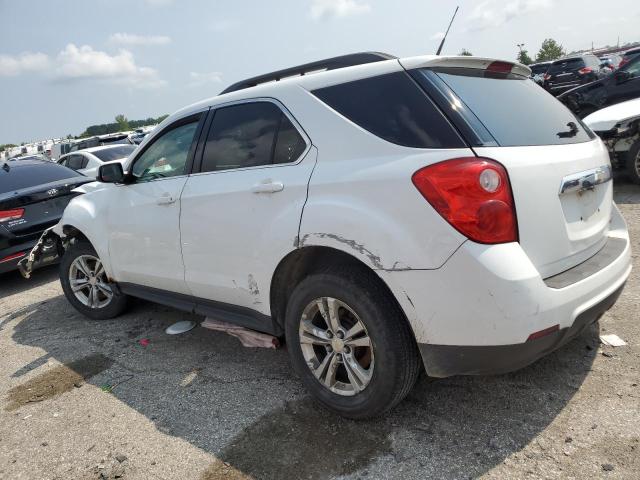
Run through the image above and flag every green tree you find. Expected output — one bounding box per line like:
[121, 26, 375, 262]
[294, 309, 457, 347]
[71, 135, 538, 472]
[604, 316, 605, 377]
[115, 114, 130, 132]
[535, 39, 566, 62]
[459, 48, 473, 56]
[517, 48, 533, 65]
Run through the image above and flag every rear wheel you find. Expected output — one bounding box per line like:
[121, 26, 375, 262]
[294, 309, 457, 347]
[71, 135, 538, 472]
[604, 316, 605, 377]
[60, 241, 129, 320]
[285, 267, 421, 419]
[626, 140, 640, 185]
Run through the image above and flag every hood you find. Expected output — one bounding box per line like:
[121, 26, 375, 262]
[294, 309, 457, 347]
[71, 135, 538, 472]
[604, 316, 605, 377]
[584, 98, 640, 132]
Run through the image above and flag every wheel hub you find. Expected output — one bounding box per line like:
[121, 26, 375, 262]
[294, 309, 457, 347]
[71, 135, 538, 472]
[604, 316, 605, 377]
[331, 337, 345, 353]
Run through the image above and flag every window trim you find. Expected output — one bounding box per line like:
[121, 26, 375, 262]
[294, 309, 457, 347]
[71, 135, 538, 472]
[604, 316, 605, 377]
[191, 97, 311, 176]
[126, 110, 207, 184]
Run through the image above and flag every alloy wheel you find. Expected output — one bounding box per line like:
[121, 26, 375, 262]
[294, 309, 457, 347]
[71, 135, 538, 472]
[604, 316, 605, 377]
[68, 254, 113, 309]
[298, 297, 374, 396]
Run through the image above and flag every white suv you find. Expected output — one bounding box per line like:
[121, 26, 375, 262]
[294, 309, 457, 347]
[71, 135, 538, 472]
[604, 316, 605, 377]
[26, 53, 632, 418]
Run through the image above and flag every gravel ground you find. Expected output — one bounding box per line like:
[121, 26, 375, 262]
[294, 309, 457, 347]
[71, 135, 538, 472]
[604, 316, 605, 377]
[1, 180, 639, 480]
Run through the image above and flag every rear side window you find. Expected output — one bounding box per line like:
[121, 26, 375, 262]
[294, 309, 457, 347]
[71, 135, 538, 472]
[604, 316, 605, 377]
[200, 102, 307, 172]
[67, 155, 84, 170]
[415, 67, 593, 147]
[0, 162, 83, 194]
[93, 145, 136, 162]
[312, 72, 464, 149]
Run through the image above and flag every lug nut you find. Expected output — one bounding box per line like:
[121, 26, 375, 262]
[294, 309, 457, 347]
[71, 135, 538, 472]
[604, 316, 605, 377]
[326, 330, 333, 338]
[336, 331, 344, 339]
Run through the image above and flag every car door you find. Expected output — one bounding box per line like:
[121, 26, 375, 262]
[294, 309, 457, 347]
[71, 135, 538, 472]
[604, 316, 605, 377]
[608, 58, 640, 106]
[106, 112, 206, 294]
[180, 99, 315, 314]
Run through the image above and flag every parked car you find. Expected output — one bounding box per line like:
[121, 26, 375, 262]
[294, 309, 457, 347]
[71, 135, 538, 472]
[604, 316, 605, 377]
[543, 54, 605, 95]
[0, 159, 91, 274]
[558, 55, 640, 118]
[599, 54, 622, 73]
[68, 133, 133, 153]
[618, 46, 640, 69]
[20, 53, 631, 418]
[58, 145, 137, 178]
[529, 61, 552, 85]
[584, 97, 640, 184]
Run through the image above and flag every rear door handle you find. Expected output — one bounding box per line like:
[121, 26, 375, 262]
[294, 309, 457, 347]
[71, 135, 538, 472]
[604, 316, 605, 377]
[156, 193, 176, 205]
[251, 180, 284, 194]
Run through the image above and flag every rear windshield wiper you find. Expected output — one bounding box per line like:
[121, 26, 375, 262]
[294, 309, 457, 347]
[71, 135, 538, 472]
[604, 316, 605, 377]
[557, 122, 579, 138]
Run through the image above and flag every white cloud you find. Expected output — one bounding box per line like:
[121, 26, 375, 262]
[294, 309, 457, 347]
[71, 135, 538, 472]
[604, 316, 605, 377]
[430, 32, 445, 41]
[188, 71, 223, 88]
[0, 52, 50, 76]
[109, 33, 172, 46]
[310, 0, 371, 20]
[465, 0, 552, 31]
[55, 44, 165, 88]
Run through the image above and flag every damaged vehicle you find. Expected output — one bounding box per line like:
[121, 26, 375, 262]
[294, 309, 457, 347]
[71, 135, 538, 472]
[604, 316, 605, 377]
[20, 52, 632, 418]
[583, 97, 640, 184]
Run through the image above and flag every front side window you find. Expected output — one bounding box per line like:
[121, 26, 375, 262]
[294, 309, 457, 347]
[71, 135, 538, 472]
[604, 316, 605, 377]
[200, 102, 307, 172]
[131, 119, 199, 182]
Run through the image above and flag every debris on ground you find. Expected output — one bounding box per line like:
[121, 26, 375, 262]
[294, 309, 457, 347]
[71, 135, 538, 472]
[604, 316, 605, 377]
[600, 334, 627, 347]
[138, 339, 150, 347]
[201, 318, 279, 349]
[165, 320, 197, 335]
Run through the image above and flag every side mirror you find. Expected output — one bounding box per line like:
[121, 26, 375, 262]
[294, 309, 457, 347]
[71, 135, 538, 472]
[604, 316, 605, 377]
[98, 162, 125, 183]
[615, 70, 630, 84]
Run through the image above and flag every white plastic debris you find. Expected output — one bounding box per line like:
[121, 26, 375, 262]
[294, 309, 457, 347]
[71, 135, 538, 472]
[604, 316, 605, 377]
[201, 318, 278, 349]
[600, 334, 627, 347]
[165, 320, 197, 335]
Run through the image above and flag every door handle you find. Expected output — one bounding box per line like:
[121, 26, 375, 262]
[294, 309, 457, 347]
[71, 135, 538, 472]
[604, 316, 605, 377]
[156, 193, 176, 205]
[251, 180, 284, 194]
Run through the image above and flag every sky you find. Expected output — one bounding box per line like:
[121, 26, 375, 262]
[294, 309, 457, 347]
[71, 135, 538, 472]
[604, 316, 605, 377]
[1, 0, 639, 144]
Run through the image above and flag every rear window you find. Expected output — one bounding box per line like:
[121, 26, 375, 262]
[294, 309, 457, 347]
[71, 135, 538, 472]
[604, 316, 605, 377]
[530, 64, 549, 75]
[549, 58, 585, 73]
[312, 72, 465, 149]
[414, 67, 593, 147]
[93, 145, 136, 162]
[0, 162, 83, 194]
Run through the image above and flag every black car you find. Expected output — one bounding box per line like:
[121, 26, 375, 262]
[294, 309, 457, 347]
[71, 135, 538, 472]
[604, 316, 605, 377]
[558, 55, 640, 118]
[0, 159, 91, 274]
[543, 54, 605, 95]
[619, 46, 640, 69]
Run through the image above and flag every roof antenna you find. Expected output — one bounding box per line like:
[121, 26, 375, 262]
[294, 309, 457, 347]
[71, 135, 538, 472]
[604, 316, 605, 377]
[436, 6, 459, 56]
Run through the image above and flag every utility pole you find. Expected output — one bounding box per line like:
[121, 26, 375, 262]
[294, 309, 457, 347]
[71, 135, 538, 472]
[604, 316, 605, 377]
[436, 6, 460, 55]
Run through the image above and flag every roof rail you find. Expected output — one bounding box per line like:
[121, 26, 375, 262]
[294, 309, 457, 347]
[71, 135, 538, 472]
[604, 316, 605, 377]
[220, 51, 397, 94]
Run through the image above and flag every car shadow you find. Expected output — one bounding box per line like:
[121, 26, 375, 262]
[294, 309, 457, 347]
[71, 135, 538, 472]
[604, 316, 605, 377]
[0, 264, 59, 297]
[7, 294, 600, 479]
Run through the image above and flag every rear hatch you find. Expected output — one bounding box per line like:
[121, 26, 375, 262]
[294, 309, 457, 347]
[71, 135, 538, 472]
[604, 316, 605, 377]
[546, 58, 586, 90]
[407, 61, 612, 279]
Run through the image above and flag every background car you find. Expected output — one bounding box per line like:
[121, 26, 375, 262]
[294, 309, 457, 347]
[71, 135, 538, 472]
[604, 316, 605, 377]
[619, 46, 640, 69]
[529, 61, 552, 85]
[58, 144, 137, 178]
[543, 54, 605, 95]
[558, 55, 640, 117]
[0, 159, 91, 274]
[600, 54, 622, 73]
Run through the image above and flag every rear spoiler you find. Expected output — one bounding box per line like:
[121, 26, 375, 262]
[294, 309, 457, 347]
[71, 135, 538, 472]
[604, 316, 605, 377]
[399, 55, 532, 77]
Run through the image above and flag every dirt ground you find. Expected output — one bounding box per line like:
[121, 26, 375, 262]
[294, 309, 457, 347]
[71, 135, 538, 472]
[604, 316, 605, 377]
[1, 180, 639, 480]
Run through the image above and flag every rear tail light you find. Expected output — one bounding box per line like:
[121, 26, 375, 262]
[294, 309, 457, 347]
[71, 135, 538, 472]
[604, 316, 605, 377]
[412, 158, 518, 244]
[486, 61, 513, 73]
[0, 252, 25, 263]
[618, 58, 629, 68]
[0, 208, 24, 223]
[578, 67, 593, 75]
[543, 73, 551, 81]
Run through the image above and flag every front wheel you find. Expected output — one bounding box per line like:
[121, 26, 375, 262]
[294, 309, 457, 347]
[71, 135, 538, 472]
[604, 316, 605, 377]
[285, 267, 421, 419]
[60, 241, 129, 320]
[626, 140, 640, 185]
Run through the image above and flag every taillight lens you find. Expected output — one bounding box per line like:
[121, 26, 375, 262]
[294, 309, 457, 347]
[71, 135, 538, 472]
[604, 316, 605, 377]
[578, 67, 593, 75]
[412, 158, 518, 244]
[0, 208, 24, 223]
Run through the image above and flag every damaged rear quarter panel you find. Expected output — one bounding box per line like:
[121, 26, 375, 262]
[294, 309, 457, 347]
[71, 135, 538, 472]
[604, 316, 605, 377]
[298, 150, 470, 271]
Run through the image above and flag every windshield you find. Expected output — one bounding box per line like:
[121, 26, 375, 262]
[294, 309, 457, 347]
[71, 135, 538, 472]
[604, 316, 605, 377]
[416, 67, 594, 147]
[0, 162, 84, 194]
[92, 145, 136, 162]
[548, 58, 585, 73]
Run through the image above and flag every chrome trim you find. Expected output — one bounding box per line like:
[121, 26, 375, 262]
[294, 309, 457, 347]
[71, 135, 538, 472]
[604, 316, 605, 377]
[559, 165, 612, 196]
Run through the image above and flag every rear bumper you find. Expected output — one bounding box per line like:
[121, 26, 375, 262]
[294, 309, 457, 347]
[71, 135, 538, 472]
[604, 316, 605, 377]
[1, 237, 59, 275]
[378, 204, 631, 377]
[417, 283, 624, 376]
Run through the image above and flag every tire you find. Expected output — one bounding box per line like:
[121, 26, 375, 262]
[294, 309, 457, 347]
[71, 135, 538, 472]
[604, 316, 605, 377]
[284, 266, 421, 419]
[59, 241, 129, 320]
[626, 140, 640, 185]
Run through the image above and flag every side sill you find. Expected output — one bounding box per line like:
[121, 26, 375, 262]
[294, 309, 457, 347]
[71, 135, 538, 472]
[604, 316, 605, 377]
[118, 283, 281, 336]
